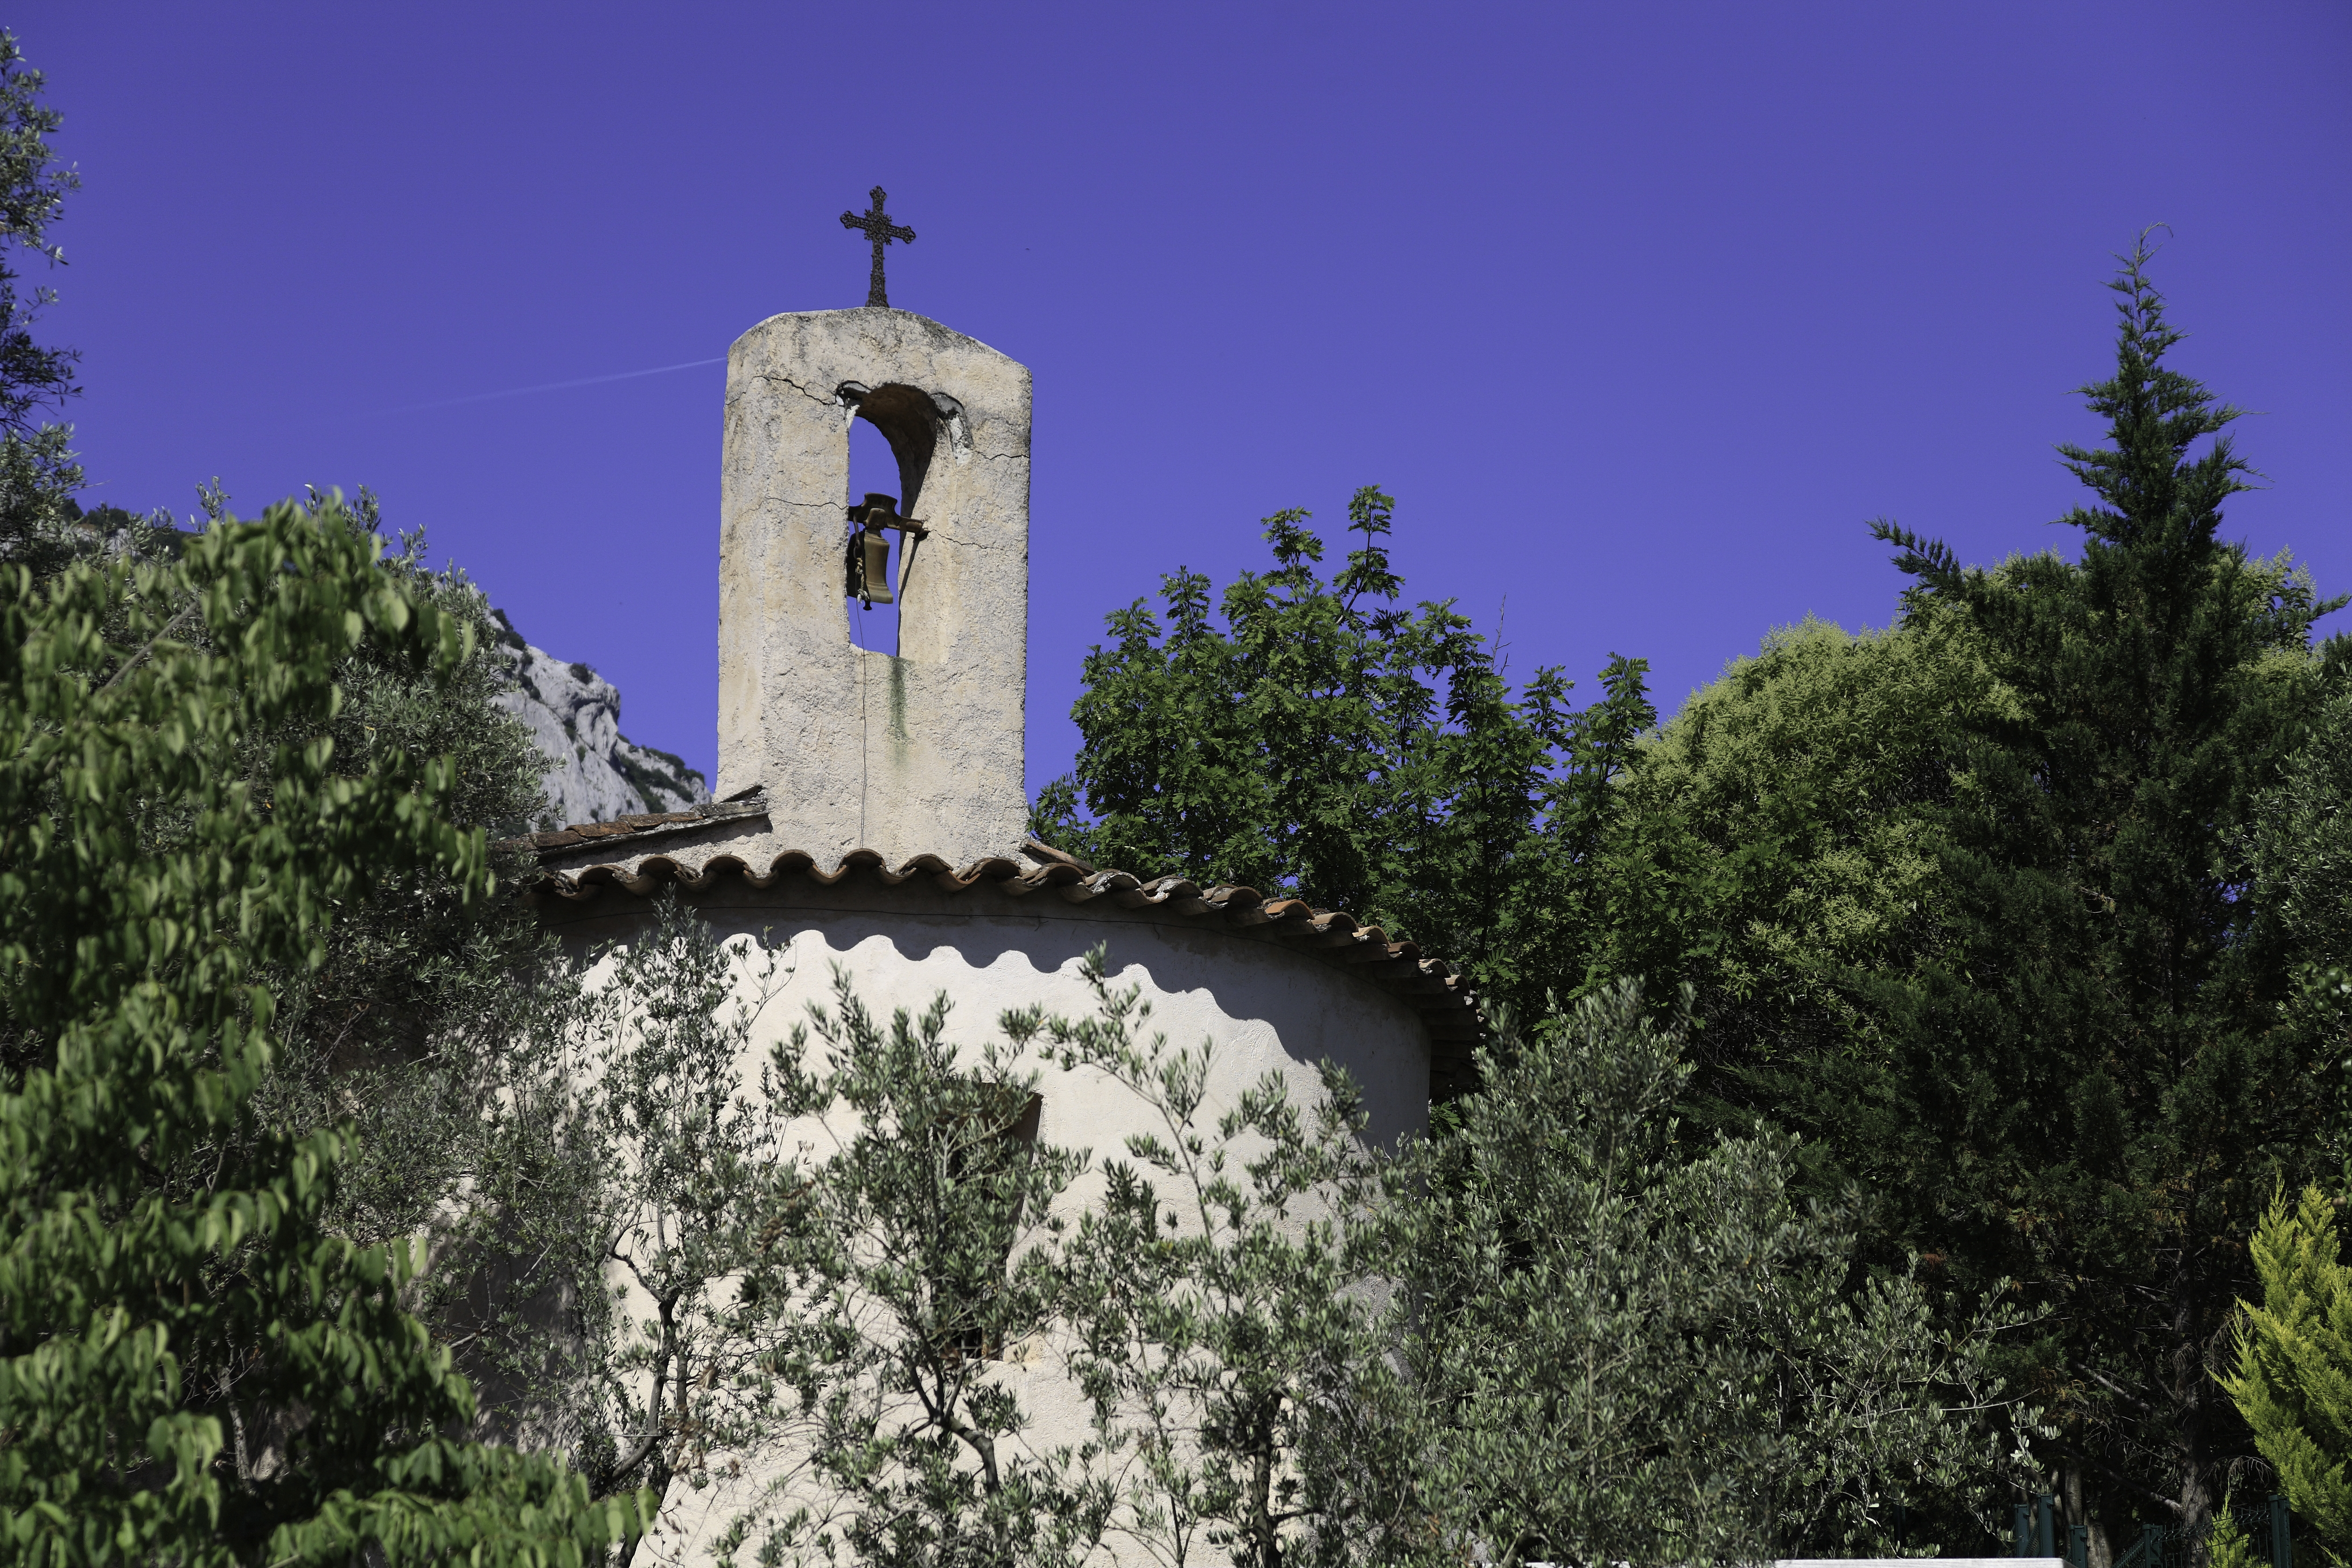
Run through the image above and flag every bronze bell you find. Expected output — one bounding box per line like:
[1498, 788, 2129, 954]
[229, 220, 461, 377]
[845, 493, 897, 605]
[859, 524, 893, 605]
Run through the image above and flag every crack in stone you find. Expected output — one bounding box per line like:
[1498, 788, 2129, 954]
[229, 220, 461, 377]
[752, 372, 847, 410]
[921, 534, 1023, 553]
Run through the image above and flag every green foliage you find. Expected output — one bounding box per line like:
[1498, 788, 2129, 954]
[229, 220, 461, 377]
[2224, 1186, 2352, 1560]
[407, 901, 1116, 1568]
[227, 486, 569, 1230]
[1381, 980, 2037, 1566]
[2244, 675, 2352, 1092]
[674, 941, 1399, 1568]
[569, 893, 809, 1518]
[2210, 1499, 2265, 1568]
[1585, 240, 2347, 1537]
[1033, 485, 1655, 1021]
[318, 886, 818, 1565]
[1598, 610, 2011, 1080]
[1018, 239, 2350, 1552]
[725, 964, 1110, 1568]
[0, 499, 646, 1563]
[2252, 677, 2352, 971]
[82, 484, 601, 1487]
[451, 912, 2032, 1568]
[1042, 953, 1393, 1568]
[1845, 238, 2342, 1524]
[0, 33, 84, 571]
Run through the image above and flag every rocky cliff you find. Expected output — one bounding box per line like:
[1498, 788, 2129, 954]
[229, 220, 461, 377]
[489, 610, 709, 827]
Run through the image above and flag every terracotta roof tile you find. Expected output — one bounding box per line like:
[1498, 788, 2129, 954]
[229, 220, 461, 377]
[503, 811, 1487, 1097]
[512, 797, 765, 853]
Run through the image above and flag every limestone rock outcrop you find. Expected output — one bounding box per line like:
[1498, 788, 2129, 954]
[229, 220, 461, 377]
[489, 610, 708, 827]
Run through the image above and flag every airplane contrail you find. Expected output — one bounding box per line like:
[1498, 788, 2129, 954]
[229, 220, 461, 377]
[375, 355, 727, 416]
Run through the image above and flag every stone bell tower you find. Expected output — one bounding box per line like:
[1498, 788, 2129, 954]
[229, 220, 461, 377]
[716, 306, 1031, 867]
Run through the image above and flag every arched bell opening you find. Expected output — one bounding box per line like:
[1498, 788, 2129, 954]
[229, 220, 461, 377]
[845, 416, 903, 655]
[850, 382, 939, 512]
[839, 381, 946, 658]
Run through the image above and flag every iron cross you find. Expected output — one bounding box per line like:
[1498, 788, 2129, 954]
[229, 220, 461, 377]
[840, 186, 915, 308]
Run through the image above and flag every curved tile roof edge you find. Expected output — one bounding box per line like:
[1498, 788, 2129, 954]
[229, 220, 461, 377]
[513, 842, 1486, 1056]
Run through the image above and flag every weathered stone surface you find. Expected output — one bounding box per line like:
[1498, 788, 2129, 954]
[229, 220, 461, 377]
[717, 306, 1030, 868]
[490, 611, 710, 825]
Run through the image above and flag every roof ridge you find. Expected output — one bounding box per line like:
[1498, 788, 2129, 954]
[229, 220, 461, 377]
[516, 843, 1486, 1088]
[508, 794, 768, 853]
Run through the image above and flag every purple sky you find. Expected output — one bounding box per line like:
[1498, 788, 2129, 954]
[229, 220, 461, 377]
[24, 3, 2352, 801]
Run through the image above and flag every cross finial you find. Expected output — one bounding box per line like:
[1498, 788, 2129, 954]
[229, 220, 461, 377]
[839, 186, 915, 309]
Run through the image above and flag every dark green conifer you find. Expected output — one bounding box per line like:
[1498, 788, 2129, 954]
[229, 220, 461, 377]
[1854, 237, 2342, 1537]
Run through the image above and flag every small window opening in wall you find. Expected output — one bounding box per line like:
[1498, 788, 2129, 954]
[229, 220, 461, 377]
[933, 1088, 1042, 1364]
[846, 417, 901, 654]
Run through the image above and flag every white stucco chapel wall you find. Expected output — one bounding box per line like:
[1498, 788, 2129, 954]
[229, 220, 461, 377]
[540, 881, 1434, 1564]
[545, 880, 1434, 1168]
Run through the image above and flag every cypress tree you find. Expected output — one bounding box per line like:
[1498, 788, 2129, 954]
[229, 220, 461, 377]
[1859, 238, 2342, 1543]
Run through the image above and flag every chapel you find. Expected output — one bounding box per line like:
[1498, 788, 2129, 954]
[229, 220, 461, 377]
[519, 296, 1482, 1107]
[510, 283, 1481, 1556]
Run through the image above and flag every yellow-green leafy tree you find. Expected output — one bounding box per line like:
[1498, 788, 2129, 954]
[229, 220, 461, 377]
[2223, 1185, 2352, 1558]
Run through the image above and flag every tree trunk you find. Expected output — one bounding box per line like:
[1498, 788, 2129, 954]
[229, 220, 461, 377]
[612, 1296, 681, 1568]
[1248, 1406, 1282, 1568]
[2173, 1247, 2213, 1539]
